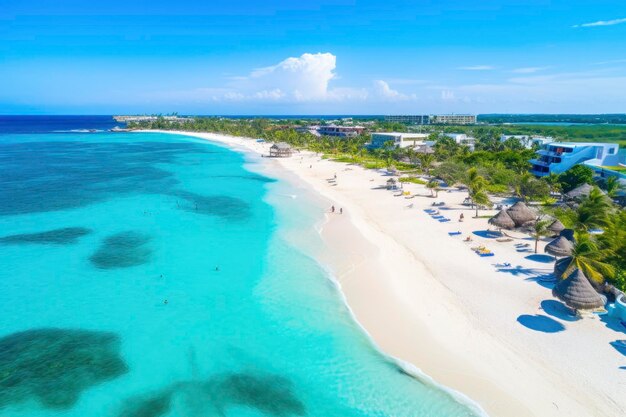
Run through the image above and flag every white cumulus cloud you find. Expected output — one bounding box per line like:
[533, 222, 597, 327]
[373, 80, 414, 100]
[241, 52, 338, 101]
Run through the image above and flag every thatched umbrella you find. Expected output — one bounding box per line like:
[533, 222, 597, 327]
[552, 269, 605, 311]
[547, 219, 565, 235]
[545, 236, 574, 258]
[553, 256, 572, 279]
[506, 202, 536, 227]
[559, 229, 575, 242]
[564, 183, 594, 201]
[488, 210, 515, 230]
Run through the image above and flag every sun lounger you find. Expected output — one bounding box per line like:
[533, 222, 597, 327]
[439, 218, 451, 223]
[432, 215, 444, 219]
[448, 231, 462, 236]
[479, 252, 495, 257]
[496, 238, 514, 242]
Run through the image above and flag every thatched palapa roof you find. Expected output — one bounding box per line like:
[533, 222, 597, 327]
[564, 183, 594, 201]
[552, 269, 605, 310]
[548, 219, 565, 234]
[553, 256, 572, 279]
[507, 201, 536, 227]
[545, 236, 574, 257]
[489, 210, 516, 230]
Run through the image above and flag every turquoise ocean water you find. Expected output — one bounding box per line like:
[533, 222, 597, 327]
[0, 131, 481, 417]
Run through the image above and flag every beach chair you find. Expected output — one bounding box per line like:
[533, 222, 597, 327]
[479, 252, 495, 257]
[439, 218, 451, 223]
[432, 215, 445, 219]
[448, 231, 462, 236]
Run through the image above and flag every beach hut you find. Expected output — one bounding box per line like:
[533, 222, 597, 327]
[386, 178, 398, 190]
[545, 236, 574, 258]
[547, 219, 565, 235]
[564, 183, 594, 201]
[552, 269, 606, 311]
[554, 256, 572, 279]
[269, 142, 293, 157]
[506, 202, 537, 227]
[488, 209, 515, 230]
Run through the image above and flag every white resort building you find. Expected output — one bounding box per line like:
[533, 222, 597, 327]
[384, 114, 476, 125]
[318, 125, 365, 138]
[530, 142, 625, 177]
[369, 132, 430, 149]
[444, 133, 477, 150]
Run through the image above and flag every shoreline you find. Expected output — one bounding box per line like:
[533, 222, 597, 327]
[138, 130, 625, 417]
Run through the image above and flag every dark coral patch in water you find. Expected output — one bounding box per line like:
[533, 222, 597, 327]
[0, 227, 91, 245]
[117, 372, 305, 417]
[0, 141, 211, 216]
[215, 373, 306, 416]
[0, 328, 128, 410]
[118, 390, 173, 417]
[90, 231, 151, 269]
[171, 190, 251, 221]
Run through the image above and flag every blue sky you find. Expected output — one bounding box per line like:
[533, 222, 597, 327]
[1, 0, 626, 114]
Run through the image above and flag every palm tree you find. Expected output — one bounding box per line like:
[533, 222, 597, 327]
[604, 176, 624, 199]
[471, 189, 490, 217]
[530, 218, 550, 254]
[427, 179, 441, 197]
[466, 167, 490, 216]
[543, 172, 562, 197]
[572, 187, 612, 231]
[562, 234, 615, 285]
[419, 153, 435, 176]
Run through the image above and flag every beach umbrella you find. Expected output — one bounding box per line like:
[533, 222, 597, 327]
[559, 229, 576, 242]
[488, 210, 515, 230]
[552, 269, 606, 311]
[545, 236, 574, 258]
[564, 183, 594, 201]
[553, 256, 572, 279]
[547, 219, 565, 235]
[506, 202, 536, 227]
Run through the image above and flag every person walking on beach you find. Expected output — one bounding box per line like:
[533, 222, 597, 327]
[331, 205, 335, 213]
[334, 173, 337, 180]
[340, 208, 343, 214]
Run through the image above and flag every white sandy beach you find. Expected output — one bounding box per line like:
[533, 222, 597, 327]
[141, 130, 625, 417]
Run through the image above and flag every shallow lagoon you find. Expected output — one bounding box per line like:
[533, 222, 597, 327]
[0, 132, 480, 417]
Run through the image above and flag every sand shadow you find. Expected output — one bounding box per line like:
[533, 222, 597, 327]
[517, 314, 565, 333]
[599, 315, 626, 335]
[524, 273, 557, 289]
[472, 230, 502, 239]
[540, 300, 579, 322]
[610, 340, 626, 357]
[525, 254, 555, 264]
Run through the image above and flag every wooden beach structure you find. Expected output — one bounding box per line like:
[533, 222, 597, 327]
[269, 142, 294, 157]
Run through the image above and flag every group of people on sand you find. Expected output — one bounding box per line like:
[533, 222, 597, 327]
[330, 205, 343, 215]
